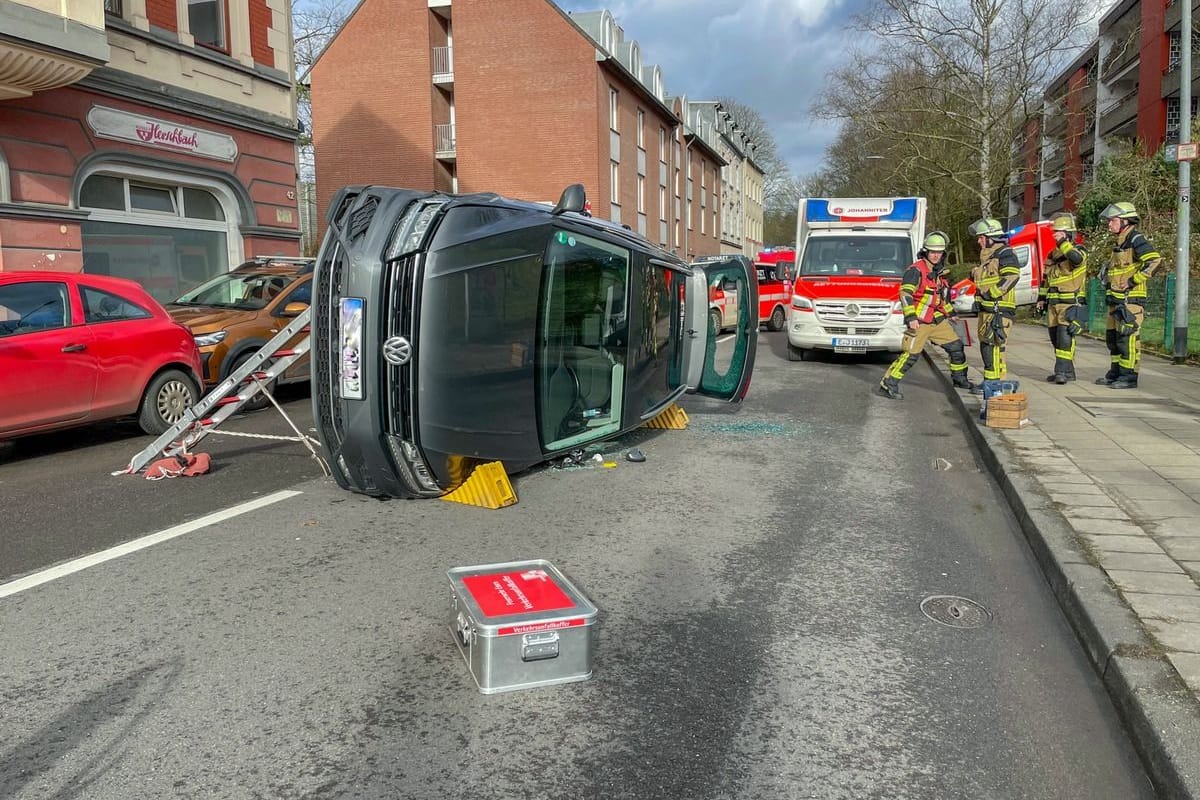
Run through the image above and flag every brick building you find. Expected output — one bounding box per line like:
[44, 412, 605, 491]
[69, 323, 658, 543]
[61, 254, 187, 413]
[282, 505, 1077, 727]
[0, 0, 300, 301]
[310, 0, 748, 262]
[1007, 0, 1198, 225]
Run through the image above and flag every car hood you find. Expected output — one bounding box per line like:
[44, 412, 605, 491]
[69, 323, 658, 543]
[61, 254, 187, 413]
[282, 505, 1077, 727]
[792, 276, 901, 301]
[167, 305, 259, 332]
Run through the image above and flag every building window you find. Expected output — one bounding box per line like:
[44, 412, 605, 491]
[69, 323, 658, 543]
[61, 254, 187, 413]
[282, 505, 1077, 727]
[104, 0, 122, 16]
[659, 128, 667, 162]
[609, 88, 619, 132]
[637, 109, 644, 149]
[189, 0, 227, 50]
[637, 175, 645, 213]
[79, 172, 236, 303]
[659, 186, 666, 220]
[687, 203, 692, 231]
[610, 161, 619, 203]
[700, 202, 705, 234]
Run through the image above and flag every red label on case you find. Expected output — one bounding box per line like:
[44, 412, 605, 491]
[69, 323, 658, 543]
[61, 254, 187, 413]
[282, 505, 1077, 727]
[497, 618, 587, 636]
[461, 569, 575, 618]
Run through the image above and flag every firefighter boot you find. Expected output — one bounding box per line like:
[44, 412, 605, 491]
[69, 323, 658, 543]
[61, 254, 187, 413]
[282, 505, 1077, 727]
[877, 377, 903, 400]
[952, 372, 975, 391]
[1111, 369, 1138, 390]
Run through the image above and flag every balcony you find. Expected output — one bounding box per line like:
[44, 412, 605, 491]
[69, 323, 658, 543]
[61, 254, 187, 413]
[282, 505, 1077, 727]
[1161, 61, 1200, 99]
[432, 46, 453, 86]
[1165, 0, 1200, 31]
[1042, 192, 1066, 216]
[0, 0, 110, 100]
[435, 123, 456, 160]
[1043, 146, 1067, 176]
[1099, 88, 1139, 137]
[1044, 108, 1068, 136]
[1101, 34, 1141, 83]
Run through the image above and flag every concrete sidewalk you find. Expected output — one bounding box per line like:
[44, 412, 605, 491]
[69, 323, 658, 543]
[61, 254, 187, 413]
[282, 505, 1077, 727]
[929, 321, 1200, 798]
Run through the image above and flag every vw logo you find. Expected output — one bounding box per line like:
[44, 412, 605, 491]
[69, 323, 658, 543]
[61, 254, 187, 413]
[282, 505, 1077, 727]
[382, 336, 412, 366]
[844, 303, 861, 318]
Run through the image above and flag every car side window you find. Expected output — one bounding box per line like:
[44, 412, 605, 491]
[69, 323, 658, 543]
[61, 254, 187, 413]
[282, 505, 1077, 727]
[0, 282, 69, 338]
[81, 286, 152, 324]
[278, 280, 312, 309]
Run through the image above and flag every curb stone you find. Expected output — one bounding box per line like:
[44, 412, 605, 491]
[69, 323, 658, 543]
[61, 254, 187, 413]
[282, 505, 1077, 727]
[924, 351, 1200, 799]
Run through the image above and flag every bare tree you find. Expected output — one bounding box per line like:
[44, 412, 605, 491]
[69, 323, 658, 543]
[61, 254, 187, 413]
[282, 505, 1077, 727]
[714, 97, 797, 212]
[815, 0, 1094, 217]
[293, 0, 353, 180]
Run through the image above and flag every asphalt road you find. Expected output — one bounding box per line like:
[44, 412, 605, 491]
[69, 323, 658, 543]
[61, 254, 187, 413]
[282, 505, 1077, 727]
[0, 383, 326, 583]
[0, 336, 1156, 799]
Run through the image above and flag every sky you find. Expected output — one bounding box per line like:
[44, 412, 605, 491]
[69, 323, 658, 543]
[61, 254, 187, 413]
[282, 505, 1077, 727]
[551, 0, 873, 181]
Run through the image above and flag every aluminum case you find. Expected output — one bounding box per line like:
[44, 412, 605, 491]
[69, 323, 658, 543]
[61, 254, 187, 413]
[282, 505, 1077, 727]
[447, 559, 598, 694]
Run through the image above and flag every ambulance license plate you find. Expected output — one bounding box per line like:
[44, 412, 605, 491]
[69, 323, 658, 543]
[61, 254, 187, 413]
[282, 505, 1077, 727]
[832, 337, 869, 352]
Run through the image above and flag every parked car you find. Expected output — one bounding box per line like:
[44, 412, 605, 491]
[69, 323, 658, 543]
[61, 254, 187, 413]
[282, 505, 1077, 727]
[0, 271, 203, 439]
[167, 257, 313, 408]
[310, 183, 758, 499]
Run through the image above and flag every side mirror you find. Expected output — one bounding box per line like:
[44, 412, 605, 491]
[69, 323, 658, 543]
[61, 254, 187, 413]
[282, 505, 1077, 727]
[279, 301, 309, 317]
[551, 184, 587, 215]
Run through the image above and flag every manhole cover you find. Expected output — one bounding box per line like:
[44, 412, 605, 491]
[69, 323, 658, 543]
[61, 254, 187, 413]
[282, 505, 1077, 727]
[1070, 397, 1199, 422]
[920, 595, 991, 628]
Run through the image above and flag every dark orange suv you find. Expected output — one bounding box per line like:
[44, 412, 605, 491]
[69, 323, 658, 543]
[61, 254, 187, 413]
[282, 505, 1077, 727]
[167, 257, 312, 406]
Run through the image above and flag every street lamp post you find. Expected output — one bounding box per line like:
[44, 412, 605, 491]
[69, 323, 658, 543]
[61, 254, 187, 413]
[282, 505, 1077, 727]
[1174, 0, 1192, 363]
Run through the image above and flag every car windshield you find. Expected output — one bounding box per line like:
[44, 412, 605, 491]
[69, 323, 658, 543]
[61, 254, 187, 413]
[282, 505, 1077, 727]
[172, 272, 295, 310]
[798, 236, 912, 277]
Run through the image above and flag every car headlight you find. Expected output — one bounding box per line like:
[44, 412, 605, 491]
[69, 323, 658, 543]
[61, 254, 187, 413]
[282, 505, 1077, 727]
[194, 331, 227, 347]
[791, 295, 813, 310]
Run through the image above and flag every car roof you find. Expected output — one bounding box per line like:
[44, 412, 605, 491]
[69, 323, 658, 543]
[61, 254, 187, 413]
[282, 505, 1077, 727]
[0, 270, 146, 292]
[232, 257, 315, 275]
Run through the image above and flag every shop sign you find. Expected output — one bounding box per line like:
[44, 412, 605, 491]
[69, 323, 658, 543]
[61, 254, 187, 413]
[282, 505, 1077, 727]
[86, 105, 238, 162]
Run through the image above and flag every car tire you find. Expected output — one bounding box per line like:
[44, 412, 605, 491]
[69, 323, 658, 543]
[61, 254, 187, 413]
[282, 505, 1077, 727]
[709, 308, 723, 335]
[138, 369, 199, 435]
[230, 351, 275, 412]
[768, 306, 786, 332]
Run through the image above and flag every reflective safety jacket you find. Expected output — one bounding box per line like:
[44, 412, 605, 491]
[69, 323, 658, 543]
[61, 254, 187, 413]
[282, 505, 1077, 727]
[976, 243, 1021, 314]
[899, 259, 952, 325]
[1105, 226, 1162, 305]
[1038, 240, 1088, 305]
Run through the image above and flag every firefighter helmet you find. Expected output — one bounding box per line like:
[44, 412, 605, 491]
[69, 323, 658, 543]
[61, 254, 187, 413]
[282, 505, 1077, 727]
[1101, 201, 1139, 221]
[922, 231, 949, 252]
[968, 218, 1005, 239]
[1050, 213, 1076, 233]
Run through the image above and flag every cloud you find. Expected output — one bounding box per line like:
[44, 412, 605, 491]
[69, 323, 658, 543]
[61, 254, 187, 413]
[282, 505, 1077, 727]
[553, 0, 870, 178]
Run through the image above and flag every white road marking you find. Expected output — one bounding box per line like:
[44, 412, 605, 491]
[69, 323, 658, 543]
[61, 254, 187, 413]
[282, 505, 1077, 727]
[0, 489, 303, 599]
[718, 334, 736, 343]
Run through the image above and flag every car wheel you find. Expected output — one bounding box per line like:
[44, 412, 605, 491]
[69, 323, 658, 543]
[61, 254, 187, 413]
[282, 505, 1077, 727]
[769, 306, 786, 332]
[138, 369, 199, 435]
[709, 308, 723, 335]
[230, 352, 275, 412]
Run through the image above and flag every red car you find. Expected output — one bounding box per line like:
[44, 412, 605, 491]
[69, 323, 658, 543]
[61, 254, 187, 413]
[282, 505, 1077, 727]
[0, 271, 204, 439]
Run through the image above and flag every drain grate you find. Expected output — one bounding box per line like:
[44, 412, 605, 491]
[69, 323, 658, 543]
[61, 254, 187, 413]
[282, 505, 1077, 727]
[920, 595, 991, 628]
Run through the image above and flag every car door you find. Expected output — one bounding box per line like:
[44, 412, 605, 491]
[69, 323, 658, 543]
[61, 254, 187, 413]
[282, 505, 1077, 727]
[268, 277, 312, 381]
[0, 280, 97, 434]
[1010, 243, 1039, 307]
[78, 283, 158, 416]
[682, 259, 757, 401]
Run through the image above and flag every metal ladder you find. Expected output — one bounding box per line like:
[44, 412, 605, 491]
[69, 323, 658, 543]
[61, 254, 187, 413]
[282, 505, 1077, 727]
[116, 308, 320, 476]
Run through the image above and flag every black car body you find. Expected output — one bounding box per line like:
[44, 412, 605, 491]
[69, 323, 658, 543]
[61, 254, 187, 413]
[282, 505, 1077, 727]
[310, 184, 757, 499]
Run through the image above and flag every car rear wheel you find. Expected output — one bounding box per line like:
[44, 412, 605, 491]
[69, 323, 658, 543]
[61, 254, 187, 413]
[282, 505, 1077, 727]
[708, 308, 723, 336]
[230, 352, 275, 412]
[138, 370, 199, 435]
[768, 306, 786, 331]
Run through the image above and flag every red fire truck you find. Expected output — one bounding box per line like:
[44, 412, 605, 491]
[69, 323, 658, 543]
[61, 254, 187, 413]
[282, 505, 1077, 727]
[754, 248, 795, 331]
[950, 219, 1059, 314]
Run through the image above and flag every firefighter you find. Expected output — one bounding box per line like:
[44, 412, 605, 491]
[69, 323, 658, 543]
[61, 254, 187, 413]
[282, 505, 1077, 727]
[878, 231, 973, 400]
[968, 217, 1021, 387]
[1036, 213, 1088, 384]
[1096, 202, 1163, 389]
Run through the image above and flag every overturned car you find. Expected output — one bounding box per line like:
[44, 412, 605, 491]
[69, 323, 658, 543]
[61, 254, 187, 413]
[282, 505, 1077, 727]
[311, 184, 757, 499]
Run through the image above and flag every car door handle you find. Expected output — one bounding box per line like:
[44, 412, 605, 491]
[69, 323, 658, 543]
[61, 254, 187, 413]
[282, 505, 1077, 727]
[61, 343, 87, 353]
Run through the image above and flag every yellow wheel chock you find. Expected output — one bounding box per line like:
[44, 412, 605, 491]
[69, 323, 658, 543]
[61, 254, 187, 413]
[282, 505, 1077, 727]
[642, 403, 689, 430]
[440, 461, 518, 509]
